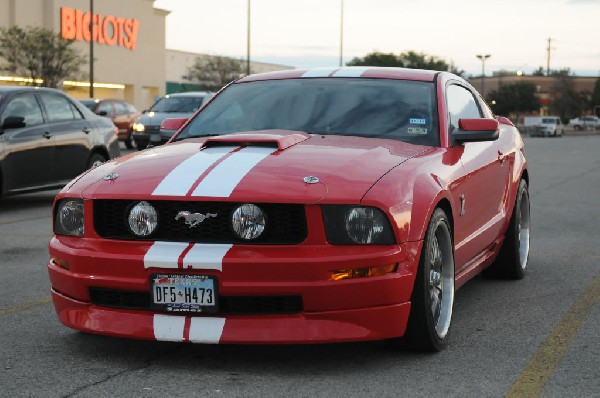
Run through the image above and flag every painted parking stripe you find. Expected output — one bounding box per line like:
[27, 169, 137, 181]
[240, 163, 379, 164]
[144, 241, 190, 269]
[153, 314, 186, 341]
[152, 146, 239, 196]
[192, 146, 276, 197]
[188, 317, 226, 344]
[182, 244, 233, 271]
[332, 67, 370, 77]
[301, 68, 340, 77]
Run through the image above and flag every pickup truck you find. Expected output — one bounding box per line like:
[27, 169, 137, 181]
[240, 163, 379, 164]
[569, 116, 600, 130]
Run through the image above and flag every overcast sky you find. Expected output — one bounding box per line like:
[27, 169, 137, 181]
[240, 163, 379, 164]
[153, 0, 600, 76]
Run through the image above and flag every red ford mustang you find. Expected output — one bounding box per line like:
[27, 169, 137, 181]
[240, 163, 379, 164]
[48, 67, 530, 351]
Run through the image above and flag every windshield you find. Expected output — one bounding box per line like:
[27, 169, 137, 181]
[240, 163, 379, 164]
[542, 118, 558, 124]
[150, 96, 205, 113]
[79, 100, 97, 111]
[177, 78, 439, 146]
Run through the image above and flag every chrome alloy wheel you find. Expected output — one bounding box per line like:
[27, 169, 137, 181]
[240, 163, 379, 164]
[428, 223, 454, 339]
[517, 188, 531, 270]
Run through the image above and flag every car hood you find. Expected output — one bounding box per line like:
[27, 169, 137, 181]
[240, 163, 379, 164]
[65, 130, 430, 204]
[136, 112, 194, 127]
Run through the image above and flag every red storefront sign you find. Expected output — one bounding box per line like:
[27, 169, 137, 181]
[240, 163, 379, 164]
[61, 7, 139, 51]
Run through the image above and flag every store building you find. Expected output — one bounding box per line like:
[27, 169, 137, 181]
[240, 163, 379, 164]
[0, 0, 168, 110]
[0, 0, 294, 110]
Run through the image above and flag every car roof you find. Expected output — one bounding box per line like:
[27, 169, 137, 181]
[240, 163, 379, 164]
[237, 67, 444, 83]
[0, 86, 64, 94]
[166, 91, 212, 97]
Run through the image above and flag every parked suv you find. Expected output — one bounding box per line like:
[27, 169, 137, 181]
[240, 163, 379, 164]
[79, 98, 141, 149]
[0, 87, 120, 198]
[131, 92, 212, 150]
[523, 116, 564, 137]
[569, 116, 600, 130]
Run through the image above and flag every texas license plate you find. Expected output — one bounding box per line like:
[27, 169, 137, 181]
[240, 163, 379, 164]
[150, 274, 218, 313]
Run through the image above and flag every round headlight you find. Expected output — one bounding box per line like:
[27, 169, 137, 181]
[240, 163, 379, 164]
[58, 200, 85, 236]
[231, 204, 266, 240]
[345, 207, 386, 244]
[128, 201, 158, 236]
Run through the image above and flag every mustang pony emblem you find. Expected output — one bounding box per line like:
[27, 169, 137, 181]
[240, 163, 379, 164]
[175, 211, 217, 228]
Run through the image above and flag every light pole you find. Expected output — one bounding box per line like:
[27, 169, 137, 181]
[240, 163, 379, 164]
[339, 0, 344, 67]
[246, 0, 251, 76]
[476, 54, 491, 97]
[89, 0, 94, 97]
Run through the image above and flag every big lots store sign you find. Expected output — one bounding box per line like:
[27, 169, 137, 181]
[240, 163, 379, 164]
[61, 7, 139, 51]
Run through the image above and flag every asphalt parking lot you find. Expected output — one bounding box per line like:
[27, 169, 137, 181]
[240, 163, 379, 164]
[1, 136, 599, 397]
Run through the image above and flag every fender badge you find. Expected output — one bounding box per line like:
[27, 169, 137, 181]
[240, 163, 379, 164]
[304, 176, 319, 184]
[102, 173, 119, 181]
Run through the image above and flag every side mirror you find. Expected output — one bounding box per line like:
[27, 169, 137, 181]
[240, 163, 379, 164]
[453, 118, 499, 143]
[160, 118, 188, 131]
[98, 110, 108, 116]
[1, 116, 26, 130]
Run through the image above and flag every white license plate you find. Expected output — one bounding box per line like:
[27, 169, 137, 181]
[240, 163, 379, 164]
[150, 274, 218, 313]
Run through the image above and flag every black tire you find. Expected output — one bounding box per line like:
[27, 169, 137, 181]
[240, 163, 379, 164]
[87, 153, 107, 169]
[484, 179, 530, 279]
[574, 125, 582, 131]
[136, 142, 148, 151]
[400, 208, 455, 351]
[124, 134, 134, 149]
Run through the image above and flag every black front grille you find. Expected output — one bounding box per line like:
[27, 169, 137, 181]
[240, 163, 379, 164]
[94, 200, 307, 244]
[144, 125, 160, 134]
[89, 287, 303, 315]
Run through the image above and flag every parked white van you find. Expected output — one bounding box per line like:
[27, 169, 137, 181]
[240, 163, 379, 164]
[523, 116, 564, 137]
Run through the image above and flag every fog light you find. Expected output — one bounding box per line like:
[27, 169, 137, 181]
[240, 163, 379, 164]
[330, 264, 397, 281]
[128, 201, 158, 236]
[51, 258, 70, 270]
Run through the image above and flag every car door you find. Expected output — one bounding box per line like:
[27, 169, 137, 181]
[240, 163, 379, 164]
[446, 84, 510, 269]
[0, 92, 54, 191]
[38, 92, 92, 182]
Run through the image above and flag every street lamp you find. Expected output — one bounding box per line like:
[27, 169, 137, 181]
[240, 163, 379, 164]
[246, 0, 251, 76]
[339, 0, 344, 67]
[89, 0, 94, 97]
[476, 54, 491, 97]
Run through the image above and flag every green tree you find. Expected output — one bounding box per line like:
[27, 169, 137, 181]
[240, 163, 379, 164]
[0, 26, 86, 88]
[186, 55, 244, 91]
[347, 50, 464, 75]
[549, 69, 585, 120]
[486, 82, 539, 116]
[591, 78, 600, 116]
[532, 66, 545, 76]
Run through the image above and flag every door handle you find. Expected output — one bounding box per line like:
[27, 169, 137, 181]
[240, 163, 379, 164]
[43, 132, 52, 139]
[82, 127, 91, 134]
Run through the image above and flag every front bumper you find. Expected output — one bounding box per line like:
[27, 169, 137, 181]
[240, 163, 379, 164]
[48, 237, 422, 344]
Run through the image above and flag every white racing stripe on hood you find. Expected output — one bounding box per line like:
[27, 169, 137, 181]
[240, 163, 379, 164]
[189, 317, 226, 344]
[153, 314, 185, 341]
[182, 244, 232, 271]
[144, 241, 189, 269]
[152, 146, 239, 196]
[192, 146, 276, 197]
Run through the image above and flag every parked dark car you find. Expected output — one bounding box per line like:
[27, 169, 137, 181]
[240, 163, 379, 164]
[79, 98, 141, 149]
[0, 86, 120, 198]
[132, 92, 212, 150]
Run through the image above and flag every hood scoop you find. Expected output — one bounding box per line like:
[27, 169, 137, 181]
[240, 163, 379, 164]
[201, 130, 310, 151]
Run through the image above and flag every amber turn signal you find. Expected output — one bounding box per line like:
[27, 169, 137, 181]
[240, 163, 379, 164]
[52, 257, 70, 270]
[330, 264, 397, 281]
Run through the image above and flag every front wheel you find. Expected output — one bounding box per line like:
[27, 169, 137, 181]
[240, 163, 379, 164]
[401, 208, 455, 351]
[484, 179, 530, 279]
[87, 153, 107, 169]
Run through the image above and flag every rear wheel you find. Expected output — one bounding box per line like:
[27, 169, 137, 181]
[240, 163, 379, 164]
[484, 179, 530, 279]
[401, 208, 454, 351]
[87, 153, 107, 169]
[124, 134, 134, 149]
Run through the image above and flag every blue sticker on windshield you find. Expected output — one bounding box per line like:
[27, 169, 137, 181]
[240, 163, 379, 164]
[409, 118, 426, 125]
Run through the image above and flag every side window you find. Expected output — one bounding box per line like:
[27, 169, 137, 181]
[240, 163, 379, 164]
[39, 94, 77, 123]
[70, 103, 84, 120]
[446, 84, 482, 132]
[126, 103, 138, 113]
[1, 94, 44, 126]
[97, 101, 113, 116]
[114, 101, 127, 115]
